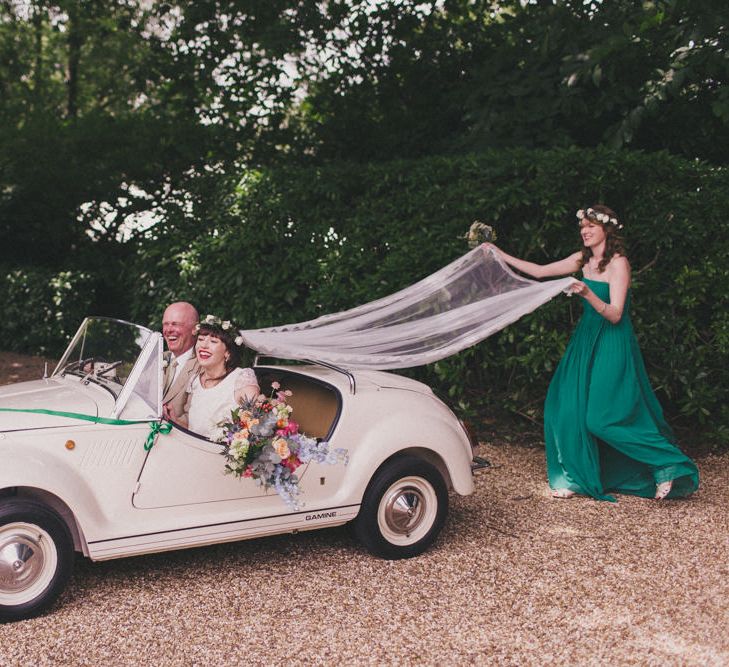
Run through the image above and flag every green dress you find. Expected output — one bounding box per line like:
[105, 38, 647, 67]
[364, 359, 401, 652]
[544, 278, 699, 501]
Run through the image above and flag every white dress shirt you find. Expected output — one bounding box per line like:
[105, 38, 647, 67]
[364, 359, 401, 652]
[171, 347, 195, 385]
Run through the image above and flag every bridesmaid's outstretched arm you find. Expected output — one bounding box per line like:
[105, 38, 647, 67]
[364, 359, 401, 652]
[487, 244, 582, 279]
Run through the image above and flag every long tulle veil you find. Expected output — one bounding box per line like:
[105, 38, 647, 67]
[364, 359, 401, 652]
[240, 245, 576, 370]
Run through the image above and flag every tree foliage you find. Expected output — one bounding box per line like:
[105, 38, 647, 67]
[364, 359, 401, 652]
[1, 1, 726, 269]
[0, 1, 220, 267]
[297, 0, 729, 163]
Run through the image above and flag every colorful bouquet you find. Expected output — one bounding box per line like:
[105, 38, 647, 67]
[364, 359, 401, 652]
[216, 382, 348, 510]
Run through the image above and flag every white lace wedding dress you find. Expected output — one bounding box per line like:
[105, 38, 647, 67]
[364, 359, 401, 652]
[187, 367, 259, 439]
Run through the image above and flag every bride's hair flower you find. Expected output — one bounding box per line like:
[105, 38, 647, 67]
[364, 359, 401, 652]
[196, 315, 246, 346]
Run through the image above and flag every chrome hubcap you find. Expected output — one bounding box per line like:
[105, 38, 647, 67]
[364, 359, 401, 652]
[0, 523, 57, 605]
[378, 476, 438, 546]
[384, 488, 425, 535]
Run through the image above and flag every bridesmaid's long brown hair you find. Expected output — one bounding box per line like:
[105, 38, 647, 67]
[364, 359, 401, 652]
[577, 204, 627, 273]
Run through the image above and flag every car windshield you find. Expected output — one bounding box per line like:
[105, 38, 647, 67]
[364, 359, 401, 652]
[53, 318, 153, 398]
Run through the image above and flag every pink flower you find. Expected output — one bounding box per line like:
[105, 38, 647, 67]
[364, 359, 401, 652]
[276, 419, 299, 436]
[283, 455, 301, 472]
[271, 381, 281, 390]
[242, 466, 253, 478]
[285, 419, 299, 435]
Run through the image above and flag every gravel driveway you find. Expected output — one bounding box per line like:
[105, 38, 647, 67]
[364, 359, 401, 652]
[1, 354, 728, 665]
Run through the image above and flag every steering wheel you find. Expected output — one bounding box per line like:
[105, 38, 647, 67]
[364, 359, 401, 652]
[62, 357, 94, 375]
[95, 360, 123, 378]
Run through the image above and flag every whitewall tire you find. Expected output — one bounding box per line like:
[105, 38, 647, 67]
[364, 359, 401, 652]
[0, 501, 74, 623]
[353, 455, 448, 559]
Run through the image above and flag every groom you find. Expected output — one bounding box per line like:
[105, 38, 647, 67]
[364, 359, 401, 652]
[161, 301, 199, 422]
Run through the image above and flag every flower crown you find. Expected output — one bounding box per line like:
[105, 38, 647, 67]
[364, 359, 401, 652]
[576, 208, 624, 230]
[195, 314, 246, 347]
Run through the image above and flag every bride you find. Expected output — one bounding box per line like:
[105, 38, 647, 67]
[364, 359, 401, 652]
[176, 315, 259, 439]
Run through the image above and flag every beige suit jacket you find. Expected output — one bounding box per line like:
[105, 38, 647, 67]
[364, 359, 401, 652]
[163, 354, 199, 421]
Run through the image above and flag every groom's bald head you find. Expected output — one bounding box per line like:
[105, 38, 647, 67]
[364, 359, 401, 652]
[162, 301, 199, 356]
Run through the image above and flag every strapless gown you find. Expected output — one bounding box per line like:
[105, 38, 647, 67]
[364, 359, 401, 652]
[544, 278, 699, 501]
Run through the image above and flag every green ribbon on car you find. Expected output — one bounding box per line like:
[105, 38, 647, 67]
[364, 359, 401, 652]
[143, 419, 173, 450]
[0, 408, 172, 450]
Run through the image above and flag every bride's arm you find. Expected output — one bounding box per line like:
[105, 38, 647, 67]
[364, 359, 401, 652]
[235, 383, 259, 404]
[487, 244, 582, 279]
[234, 368, 260, 404]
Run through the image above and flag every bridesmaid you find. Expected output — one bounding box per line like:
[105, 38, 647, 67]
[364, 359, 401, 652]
[490, 205, 698, 501]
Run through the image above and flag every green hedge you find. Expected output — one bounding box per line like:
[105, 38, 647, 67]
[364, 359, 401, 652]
[0, 267, 98, 356]
[130, 147, 729, 440]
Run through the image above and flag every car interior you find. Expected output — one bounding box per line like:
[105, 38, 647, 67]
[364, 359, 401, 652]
[255, 367, 342, 441]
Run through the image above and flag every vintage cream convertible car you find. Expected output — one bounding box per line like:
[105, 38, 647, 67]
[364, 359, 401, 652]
[0, 317, 480, 622]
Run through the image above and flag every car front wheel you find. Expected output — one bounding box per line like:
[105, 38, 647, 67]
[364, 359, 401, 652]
[353, 455, 448, 559]
[0, 501, 74, 623]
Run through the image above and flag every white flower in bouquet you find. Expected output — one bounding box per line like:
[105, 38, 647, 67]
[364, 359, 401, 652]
[230, 438, 250, 460]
